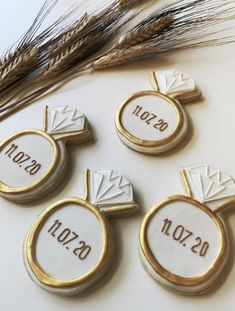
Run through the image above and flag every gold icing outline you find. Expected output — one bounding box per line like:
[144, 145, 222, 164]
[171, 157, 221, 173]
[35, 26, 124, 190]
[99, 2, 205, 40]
[0, 129, 59, 195]
[139, 195, 227, 288]
[115, 90, 185, 149]
[151, 71, 160, 92]
[25, 198, 110, 289]
[84, 169, 139, 217]
[180, 168, 193, 198]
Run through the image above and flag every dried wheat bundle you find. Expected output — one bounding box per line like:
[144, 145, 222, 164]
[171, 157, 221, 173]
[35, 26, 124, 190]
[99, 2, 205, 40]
[0, 0, 96, 98]
[0, 0, 143, 117]
[38, 0, 140, 81]
[0, 0, 62, 95]
[90, 0, 235, 70]
[1, 0, 235, 120]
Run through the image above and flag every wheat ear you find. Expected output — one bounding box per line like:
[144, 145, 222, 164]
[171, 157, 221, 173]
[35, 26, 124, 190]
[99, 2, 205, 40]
[90, 45, 158, 70]
[47, 13, 91, 57]
[0, 0, 59, 95]
[118, 0, 150, 9]
[111, 15, 173, 50]
[0, 47, 38, 93]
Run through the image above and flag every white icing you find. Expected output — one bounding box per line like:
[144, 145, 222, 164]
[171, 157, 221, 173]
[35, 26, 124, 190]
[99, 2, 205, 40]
[182, 164, 235, 210]
[155, 69, 196, 97]
[0, 132, 55, 188]
[120, 95, 178, 142]
[47, 105, 86, 135]
[88, 169, 134, 207]
[146, 201, 221, 278]
[24, 222, 113, 295]
[2, 141, 67, 202]
[35, 203, 104, 280]
[117, 105, 187, 154]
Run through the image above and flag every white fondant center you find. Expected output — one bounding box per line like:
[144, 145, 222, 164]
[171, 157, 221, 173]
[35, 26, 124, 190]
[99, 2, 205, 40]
[121, 95, 178, 141]
[35, 203, 104, 280]
[0, 133, 55, 188]
[147, 201, 221, 278]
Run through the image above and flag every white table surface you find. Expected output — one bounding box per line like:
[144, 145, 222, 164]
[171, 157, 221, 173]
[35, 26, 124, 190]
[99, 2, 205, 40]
[1, 1, 235, 310]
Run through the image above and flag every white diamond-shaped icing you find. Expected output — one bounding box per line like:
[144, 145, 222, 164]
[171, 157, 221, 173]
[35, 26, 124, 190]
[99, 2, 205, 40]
[156, 69, 196, 97]
[182, 164, 235, 204]
[47, 105, 86, 135]
[88, 169, 134, 207]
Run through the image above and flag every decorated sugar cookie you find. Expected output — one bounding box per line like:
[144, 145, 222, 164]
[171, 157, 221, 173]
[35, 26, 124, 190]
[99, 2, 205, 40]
[115, 69, 201, 154]
[139, 164, 235, 294]
[0, 105, 91, 202]
[24, 169, 138, 295]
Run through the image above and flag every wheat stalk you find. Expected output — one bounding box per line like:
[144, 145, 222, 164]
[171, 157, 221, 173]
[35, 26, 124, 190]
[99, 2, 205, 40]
[0, 0, 88, 97]
[118, 0, 149, 9]
[111, 15, 173, 50]
[90, 45, 158, 70]
[38, 11, 172, 83]
[0, 21, 170, 116]
[41, 36, 93, 80]
[0, 0, 139, 114]
[0, 0, 60, 95]
[47, 13, 91, 57]
[0, 47, 38, 93]
[0, 0, 143, 99]
[85, 14, 173, 70]
[16, 0, 139, 85]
